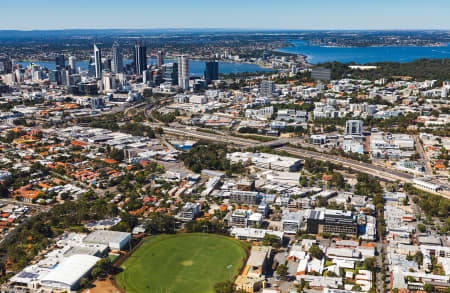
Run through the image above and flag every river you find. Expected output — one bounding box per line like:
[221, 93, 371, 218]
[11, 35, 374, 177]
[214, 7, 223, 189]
[276, 40, 450, 64]
[17, 58, 273, 75]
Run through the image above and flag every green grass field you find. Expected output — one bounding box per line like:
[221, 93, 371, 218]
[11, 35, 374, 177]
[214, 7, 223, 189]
[116, 233, 249, 293]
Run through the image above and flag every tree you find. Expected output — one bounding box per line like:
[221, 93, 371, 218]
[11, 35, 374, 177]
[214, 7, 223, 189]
[262, 234, 281, 248]
[417, 223, 427, 233]
[414, 251, 424, 266]
[363, 257, 376, 271]
[214, 281, 234, 293]
[276, 264, 288, 280]
[308, 245, 324, 260]
[423, 283, 434, 293]
[91, 266, 102, 278]
[213, 281, 246, 293]
[300, 177, 308, 187]
[331, 172, 345, 189]
[80, 277, 89, 289]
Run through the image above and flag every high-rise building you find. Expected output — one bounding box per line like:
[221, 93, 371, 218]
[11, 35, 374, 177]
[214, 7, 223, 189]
[162, 62, 178, 85]
[143, 70, 153, 85]
[102, 57, 112, 72]
[345, 120, 363, 136]
[94, 44, 102, 79]
[69, 56, 77, 74]
[260, 80, 275, 97]
[177, 55, 189, 90]
[111, 42, 123, 74]
[49, 70, 62, 84]
[157, 50, 164, 68]
[134, 42, 147, 76]
[55, 54, 65, 71]
[0, 58, 12, 74]
[204, 61, 219, 83]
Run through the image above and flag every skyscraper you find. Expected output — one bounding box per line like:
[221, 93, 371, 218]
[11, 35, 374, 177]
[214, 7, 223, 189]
[94, 44, 102, 79]
[163, 62, 178, 85]
[157, 50, 164, 68]
[69, 56, 77, 73]
[111, 41, 123, 74]
[55, 54, 65, 71]
[177, 55, 189, 90]
[134, 42, 147, 76]
[204, 61, 219, 83]
[103, 57, 112, 72]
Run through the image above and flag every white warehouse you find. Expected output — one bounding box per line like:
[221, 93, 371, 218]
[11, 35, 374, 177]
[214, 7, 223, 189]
[226, 152, 302, 172]
[83, 230, 131, 251]
[39, 254, 100, 291]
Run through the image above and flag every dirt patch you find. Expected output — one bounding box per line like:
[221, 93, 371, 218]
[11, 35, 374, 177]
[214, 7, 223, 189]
[84, 278, 123, 293]
[181, 260, 193, 266]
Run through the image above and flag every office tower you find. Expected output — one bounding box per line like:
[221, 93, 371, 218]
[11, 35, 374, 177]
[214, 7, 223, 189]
[69, 56, 77, 73]
[177, 55, 189, 90]
[49, 70, 62, 84]
[260, 80, 275, 97]
[134, 42, 147, 76]
[94, 44, 102, 79]
[157, 50, 164, 68]
[55, 54, 65, 71]
[345, 120, 363, 136]
[111, 41, 123, 73]
[62, 69, 70, 86]
[143, 70, 153, 84]
[32, 67, 43, 81]
[163, 62, 178, 85]
[88, 63, 96, 78]
[102, 73, 117, 92]
[204, 61, 219, 83]
[103, 57, 112, 71]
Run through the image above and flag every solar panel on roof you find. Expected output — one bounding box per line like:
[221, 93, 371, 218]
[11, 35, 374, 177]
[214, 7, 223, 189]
[18, 272, 39, 279]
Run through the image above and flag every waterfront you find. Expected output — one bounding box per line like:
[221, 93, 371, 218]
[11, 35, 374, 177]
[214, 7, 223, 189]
[277, 40, 450, 64]
[18, 59, 273, 75]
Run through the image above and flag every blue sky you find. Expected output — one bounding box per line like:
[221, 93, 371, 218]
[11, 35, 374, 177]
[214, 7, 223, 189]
[1, 0, 449, 30]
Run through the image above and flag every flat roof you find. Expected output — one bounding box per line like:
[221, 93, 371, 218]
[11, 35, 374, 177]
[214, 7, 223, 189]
[83, 230, 131, 246]
[40, 254, 100, 289]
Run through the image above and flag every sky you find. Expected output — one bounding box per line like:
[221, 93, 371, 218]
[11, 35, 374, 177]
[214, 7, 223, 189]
[1, 0, 450, 30]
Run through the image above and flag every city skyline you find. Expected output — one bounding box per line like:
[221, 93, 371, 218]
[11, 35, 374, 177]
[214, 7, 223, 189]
[1, 0, 450, 30]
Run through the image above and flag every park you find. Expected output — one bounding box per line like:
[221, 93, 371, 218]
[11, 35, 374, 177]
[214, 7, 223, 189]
[116, 233, 250, 293]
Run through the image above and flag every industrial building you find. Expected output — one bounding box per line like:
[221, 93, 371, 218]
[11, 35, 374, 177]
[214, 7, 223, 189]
[226, 152, 302, 172]
[83, 230, 131, 251]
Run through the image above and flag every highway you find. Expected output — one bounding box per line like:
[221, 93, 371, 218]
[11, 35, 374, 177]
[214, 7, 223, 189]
[278, 146, 415, 182]
[154, 124, 450, 198]
[157, 125, 414, 180]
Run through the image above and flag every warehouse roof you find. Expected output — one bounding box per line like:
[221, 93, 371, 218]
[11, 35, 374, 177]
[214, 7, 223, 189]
[40, 254, 100, 289]
[83, 230, 130, 246]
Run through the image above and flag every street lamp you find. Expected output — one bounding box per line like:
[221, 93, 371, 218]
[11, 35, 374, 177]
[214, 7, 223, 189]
[226, 264, 233, 282]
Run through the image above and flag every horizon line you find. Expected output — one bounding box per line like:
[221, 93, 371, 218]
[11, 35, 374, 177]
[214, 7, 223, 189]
[0, 28, 450, 32]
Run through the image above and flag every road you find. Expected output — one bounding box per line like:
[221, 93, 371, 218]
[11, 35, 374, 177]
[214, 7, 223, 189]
[278, 146, 415, 183]
[156, 124, 414, 181]
[153, 124, 450, 198]
[0, 199, 51, 212]
[414, 135, 433, 175]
